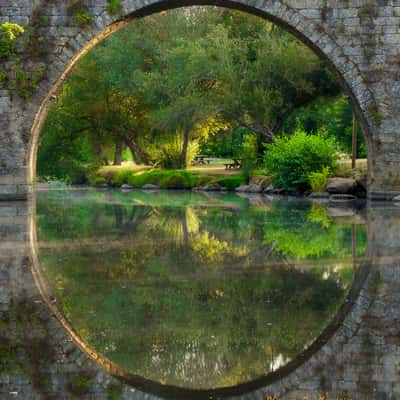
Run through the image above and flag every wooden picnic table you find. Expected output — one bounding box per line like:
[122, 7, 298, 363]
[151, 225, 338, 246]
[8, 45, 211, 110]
[193, 155, 212, 166]
[224, 158, 242, 169]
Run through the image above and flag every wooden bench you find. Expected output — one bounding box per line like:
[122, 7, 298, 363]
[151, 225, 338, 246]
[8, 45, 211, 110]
[224, 162, 240, 169]
[192, 156, 212, 166]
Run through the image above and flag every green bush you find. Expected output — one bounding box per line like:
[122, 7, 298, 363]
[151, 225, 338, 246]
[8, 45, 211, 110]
[308, 166, 330, 192]
[0, 23, 24, 58]
[104, 169, 207, 189]
[264, 129, 338, 192]
[160, 174, 192, 189]
[111, 169, 135, 186]
[212, 175, 245, 190]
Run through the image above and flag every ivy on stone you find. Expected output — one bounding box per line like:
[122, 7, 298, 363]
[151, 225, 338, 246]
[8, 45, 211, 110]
[0, 22, 24, 58]
[106, 0, 122, 15]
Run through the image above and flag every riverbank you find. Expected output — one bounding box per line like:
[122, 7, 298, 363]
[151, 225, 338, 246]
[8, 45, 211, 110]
[87, 161, 368, 199]
[38, 158, 371, 201]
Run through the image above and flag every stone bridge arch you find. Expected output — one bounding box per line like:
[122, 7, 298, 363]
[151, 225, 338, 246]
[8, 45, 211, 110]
[0, 0, 400, 200]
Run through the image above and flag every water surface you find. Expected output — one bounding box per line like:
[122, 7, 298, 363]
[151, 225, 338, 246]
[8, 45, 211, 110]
[35, 189, 366, 389]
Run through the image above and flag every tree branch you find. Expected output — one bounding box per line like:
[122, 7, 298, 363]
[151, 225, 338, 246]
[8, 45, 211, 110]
[214, 109, 274, 142]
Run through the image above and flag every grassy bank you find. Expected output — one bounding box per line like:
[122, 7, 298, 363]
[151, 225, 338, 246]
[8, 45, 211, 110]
[88, 158, 367, 192]
[91, 167, 246, 190]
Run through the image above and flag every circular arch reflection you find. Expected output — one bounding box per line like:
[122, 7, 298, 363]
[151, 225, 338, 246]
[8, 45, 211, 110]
[28, 192, 371, 400]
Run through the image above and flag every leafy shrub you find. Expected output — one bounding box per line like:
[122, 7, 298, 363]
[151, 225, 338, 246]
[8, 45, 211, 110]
[264, 129, 338, 191]
[308, 166, 330, 192]
[161, 174, 188, 189]
[126, 170, 202, 188]
[75, 12, 94, 27]
[89, 174, 106, 186]
[212, 175, 245, 190]
[0, 23, 24, 58]
[110, 169, 135, 186]
[157, 136, 199, 169]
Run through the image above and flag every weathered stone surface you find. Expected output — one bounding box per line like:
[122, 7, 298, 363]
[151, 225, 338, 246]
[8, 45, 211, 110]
[263, 184, 275, 194]
[355, 171, 367, 191]
[329, 193, 357, 203]
[248, 184, 264, 193]
[249, 175, 272, 190]
[141, 184, 160, 190]
[121, 184, 133, 190]
[308, 191, 330, 199]
[235, 185, 250, 192]
[202, 183, 226, 191]
[236, 183, 265, 193]
[95, 183, 109, 189]
[327, 178, 357, 194]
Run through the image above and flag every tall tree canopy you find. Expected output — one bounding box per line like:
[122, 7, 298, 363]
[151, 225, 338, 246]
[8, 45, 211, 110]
[38, 6, 345, 181]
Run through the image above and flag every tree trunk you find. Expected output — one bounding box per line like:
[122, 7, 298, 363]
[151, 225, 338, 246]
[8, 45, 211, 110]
[180, 128, 190, 169]
[126, 142, 141, 164]
[113, 142, 123, 166]
[114, 205, 124, 228]
[125, 139, 151, 165]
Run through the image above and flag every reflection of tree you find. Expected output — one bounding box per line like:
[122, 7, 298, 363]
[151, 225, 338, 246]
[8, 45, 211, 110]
[263, 202, 366, 260]
[37, 192, 364, 388]
[40, 254, 348, 389]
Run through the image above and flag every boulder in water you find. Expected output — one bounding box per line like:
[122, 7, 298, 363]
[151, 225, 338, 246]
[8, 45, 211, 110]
[142, 184, 160, 190]
[309, 191, 330, 199]
[327, 178, 356, 194]
[121, 184, 133, 190]
[203, 183, 226, 191]
[235, 185, 250, 192]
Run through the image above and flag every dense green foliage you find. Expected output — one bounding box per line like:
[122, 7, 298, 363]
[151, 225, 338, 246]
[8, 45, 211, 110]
[92, 168, 246, 189]
[284, 95, 366, 157]
[264, 129, 338, 191]
[37, 7, 354, 184]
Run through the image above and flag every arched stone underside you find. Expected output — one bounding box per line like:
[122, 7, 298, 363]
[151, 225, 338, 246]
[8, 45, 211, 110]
[0, 0, 399, 200]
[1, 200, 400, 399]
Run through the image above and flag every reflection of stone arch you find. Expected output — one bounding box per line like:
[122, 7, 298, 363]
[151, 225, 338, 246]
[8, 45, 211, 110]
[28, 200, 373, 399]
[0, 0, 399, 200]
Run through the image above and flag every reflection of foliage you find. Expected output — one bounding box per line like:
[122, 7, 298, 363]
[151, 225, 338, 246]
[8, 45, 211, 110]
[191, 231, 232, 267]
[41, 247, 349, 389]
[36, 190, 365, 388]
[263, 202, 366, 259]
[308, 203, 331, 228]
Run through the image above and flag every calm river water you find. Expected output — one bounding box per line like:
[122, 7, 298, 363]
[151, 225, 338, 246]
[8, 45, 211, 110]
[36, 190, 365, 388]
